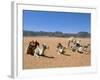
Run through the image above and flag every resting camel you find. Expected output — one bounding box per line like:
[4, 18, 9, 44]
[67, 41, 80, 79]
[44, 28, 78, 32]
[71, 40, 90, 54]
[56, 43, 66, 54]
[26, 40, 39, 56]
[34, 43, 49, 57]
[67, 37, 76, 48]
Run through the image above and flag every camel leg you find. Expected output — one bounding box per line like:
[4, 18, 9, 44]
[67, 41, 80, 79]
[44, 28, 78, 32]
[34, 53, 40, 58]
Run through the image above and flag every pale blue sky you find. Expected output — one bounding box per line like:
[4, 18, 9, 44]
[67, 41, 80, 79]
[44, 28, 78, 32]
[23, 10, 91, 33]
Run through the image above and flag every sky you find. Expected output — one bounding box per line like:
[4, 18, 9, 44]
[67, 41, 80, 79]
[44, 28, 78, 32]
[23, 10, 91, 33]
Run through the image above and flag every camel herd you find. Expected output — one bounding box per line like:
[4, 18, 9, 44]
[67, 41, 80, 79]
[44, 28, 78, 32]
[26, 37, 90, 58]
[67, 37, 90, 54]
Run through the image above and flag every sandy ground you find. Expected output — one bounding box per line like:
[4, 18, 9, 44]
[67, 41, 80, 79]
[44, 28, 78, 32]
[23, 37, 91, 69]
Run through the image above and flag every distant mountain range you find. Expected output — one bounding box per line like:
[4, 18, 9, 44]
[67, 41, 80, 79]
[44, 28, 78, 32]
[23, 30, 90, 38]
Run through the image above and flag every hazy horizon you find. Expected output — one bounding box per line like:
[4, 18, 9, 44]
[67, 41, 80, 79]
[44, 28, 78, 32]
[23, 29, 90, 34]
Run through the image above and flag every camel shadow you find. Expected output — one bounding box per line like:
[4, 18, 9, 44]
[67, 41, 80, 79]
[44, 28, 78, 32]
[61, 51, 71, 56]
[61, 53, 71, 56]
[40, 55, 54, 59]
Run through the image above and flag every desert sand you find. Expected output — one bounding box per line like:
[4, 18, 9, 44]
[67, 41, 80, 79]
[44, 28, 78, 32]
[23, 37, 91, 69]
